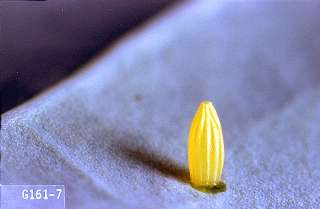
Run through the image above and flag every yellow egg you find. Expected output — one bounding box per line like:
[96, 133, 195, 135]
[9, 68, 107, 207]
[188, 101, 224, 189]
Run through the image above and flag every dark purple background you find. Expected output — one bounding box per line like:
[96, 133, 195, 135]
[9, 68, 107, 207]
[0, 0, 176, 113]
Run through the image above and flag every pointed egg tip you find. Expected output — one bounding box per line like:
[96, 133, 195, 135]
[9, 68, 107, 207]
[200, 100, 215, 111]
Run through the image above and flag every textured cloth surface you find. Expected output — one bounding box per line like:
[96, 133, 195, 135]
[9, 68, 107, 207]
[2, 1, 320, 209]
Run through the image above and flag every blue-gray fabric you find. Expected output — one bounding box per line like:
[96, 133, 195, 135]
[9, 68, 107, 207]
[2, 1, 320, 208]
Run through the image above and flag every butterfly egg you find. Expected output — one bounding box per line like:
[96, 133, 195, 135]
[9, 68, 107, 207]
[188, 101, 224, 189]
